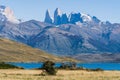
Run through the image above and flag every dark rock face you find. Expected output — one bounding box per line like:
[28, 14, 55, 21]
[44, 10, 53, 24]
[54, 8, 61, 25]
[69, 13, 83, 24]
[61, 14, 68, 24]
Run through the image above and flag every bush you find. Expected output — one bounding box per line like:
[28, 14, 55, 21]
[59, 62, 77, 70]
[0, 62, 23, 69]
[42, 61, 57, 75]
[86, 68, 103, 71]
[92, 68, 103, 71]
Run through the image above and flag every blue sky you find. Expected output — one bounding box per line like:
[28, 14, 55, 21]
[1, 0, 120, 23]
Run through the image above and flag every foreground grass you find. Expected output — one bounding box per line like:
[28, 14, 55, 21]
[0, 69, 120, 80]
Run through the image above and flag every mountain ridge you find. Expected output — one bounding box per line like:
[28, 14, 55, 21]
[0, 6, 120, 58]
[44, 8, 101, 25]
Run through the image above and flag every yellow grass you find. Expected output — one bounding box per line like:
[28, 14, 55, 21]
[0, 69, 120, 80]
[0, 38, 77, 62]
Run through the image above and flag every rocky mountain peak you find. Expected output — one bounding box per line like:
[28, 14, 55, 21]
[54, 8, 61, 16]
[44, 9, 53, 24]
[0, 5, 20, 23]
[54, 8, 62, 25]
[44, 8, 102, 25]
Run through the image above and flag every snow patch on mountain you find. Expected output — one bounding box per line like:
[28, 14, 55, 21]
[0, 5, 20, 23]
[81, 13, 92, 22]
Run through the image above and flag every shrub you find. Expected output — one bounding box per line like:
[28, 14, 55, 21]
[0, 62, 23, 69]
[59, 62, 77, 70]
[42, 61, 57, 75]
[86, 68, 103, 71]
[92, 68, 103, 71]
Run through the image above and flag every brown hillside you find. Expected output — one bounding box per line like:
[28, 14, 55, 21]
[0, 38, 77, 62]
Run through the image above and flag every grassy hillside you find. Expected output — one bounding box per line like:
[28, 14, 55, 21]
[0, 38, 77, 62]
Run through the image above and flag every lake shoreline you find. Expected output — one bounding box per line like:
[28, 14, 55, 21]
[6, 62, 120, 70]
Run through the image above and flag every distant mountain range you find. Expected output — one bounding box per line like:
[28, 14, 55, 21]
[0, 5, 120, 59]
[44, 8, 100, 25]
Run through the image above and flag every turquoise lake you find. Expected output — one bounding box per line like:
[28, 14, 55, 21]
[8, 62, 120, 70]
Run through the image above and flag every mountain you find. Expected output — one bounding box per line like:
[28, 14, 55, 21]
[0, 38, 77, 62]
[54, 8, 62, 25]
[0, 6, 120, 58]
[69, 12, 83, 24]
[0, 5, 20, 23]
[44, 10, 53, 24]
[72, 53, 120, 62]
[44, 8, 100, 25]
[61, 13, 68, 24]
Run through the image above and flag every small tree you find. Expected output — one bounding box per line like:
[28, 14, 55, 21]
[42, 61, 57, 75]
[59, 62, 77, 70]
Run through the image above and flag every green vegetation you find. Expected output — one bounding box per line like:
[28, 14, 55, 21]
[0, 62, 23, 69]
[58, 62, 103, 71]
[87, 68, 104, 71]
[59, 62, 76, 70]
[42, 61, 57, 75]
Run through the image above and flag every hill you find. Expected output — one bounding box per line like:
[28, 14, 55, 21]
[0, 38, 76, 62]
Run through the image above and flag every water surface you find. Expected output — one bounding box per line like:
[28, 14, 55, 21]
[8, 62, 120, 70]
